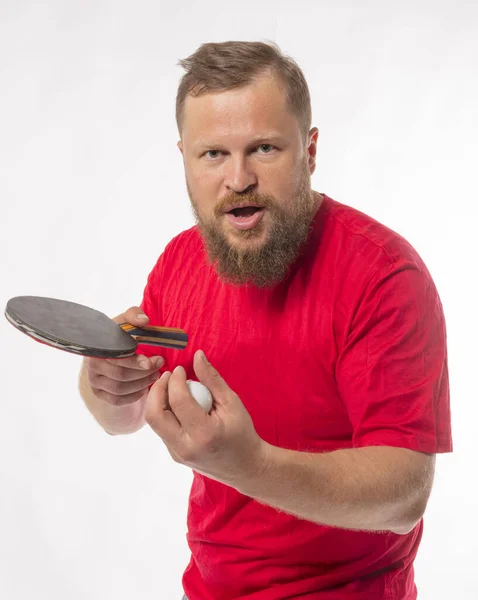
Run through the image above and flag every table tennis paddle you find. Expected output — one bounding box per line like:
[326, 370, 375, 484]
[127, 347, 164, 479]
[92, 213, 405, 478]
[4, 296, 188, 358]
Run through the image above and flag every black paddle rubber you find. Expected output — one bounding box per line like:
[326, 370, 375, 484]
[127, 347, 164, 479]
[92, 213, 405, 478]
[5, 296, 141, 358]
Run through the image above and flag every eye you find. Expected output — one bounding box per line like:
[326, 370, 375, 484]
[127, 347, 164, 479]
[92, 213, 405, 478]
[204, 150, 222, 159]
[257, 144, 274, 154]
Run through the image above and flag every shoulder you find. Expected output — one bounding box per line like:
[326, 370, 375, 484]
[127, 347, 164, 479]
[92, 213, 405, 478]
[163, 224, 204, 260]
[150, 224, 205, 274]
[315, 196, 444, 331]
[320, 195, 433, 279]
[143, 224, 212, 302]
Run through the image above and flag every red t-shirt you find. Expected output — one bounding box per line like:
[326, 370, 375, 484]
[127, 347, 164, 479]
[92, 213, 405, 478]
[139, 194, 452, 600]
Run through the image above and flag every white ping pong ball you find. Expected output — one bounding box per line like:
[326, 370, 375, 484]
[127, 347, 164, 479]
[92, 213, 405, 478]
[187, 380, 213, 413]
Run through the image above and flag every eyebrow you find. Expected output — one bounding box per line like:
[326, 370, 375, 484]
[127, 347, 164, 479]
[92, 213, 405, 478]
[194, 134, 287, 149]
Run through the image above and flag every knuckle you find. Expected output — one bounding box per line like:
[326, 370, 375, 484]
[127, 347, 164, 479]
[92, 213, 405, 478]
[94, 389, 117, 406]
[88, 371, 101, 386]
[108, 380, 125, 395]
[96, 375, 119, 395]
[111, 365, 127, 381]
[87, 359, 104, 378]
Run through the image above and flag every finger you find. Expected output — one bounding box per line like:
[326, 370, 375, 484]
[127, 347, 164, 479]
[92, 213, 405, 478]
[167, 366, 209, 430]
[95, 371, 160, 396]
[92, 387, 148, 407]
[109, 308, 160, 369]
[193, 351, 231, 405]
[145, 372, 182, 441]
[100, 359, 164, 382]
[105, 354, 165, 371]
[124, 306, 150, 326]
[112, 306, 149, 326]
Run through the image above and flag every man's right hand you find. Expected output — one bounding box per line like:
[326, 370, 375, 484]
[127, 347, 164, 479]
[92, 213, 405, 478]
[83, 307, 165, 407]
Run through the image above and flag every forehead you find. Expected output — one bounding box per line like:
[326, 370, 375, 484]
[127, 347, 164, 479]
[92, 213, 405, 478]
[181, 73, 300, 143]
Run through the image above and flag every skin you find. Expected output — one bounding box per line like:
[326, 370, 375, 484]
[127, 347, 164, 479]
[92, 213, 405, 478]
[146, 356, 434, 535]
[177, 71, 323, 287]
[80, 71, 435, 535]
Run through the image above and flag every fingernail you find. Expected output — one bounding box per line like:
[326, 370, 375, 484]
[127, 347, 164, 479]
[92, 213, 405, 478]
[200, 350, 209, 364]
[174, 365, 185, 374]
[155, 356, 165, 368]
[138, 313, 148, 321]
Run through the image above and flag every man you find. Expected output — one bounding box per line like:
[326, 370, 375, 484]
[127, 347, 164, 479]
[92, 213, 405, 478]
[79, 41, 452, 600]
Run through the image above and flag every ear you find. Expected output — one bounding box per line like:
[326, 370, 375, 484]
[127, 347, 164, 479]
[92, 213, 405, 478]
[177, 140, 184, 155]
[306, 128, 319, 175]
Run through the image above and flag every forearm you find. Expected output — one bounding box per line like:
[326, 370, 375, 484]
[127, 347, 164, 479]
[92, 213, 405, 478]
[78, 361, 147, 435]
[236, 444, 433, 534]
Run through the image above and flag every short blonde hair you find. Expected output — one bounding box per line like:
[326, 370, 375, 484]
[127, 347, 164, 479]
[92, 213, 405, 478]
[176, 41, 312, 140]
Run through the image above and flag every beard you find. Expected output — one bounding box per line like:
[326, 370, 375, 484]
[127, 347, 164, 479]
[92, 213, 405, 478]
[187, 161, 318, 288]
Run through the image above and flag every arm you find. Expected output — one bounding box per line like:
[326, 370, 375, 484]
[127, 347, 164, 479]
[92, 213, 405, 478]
[237, 444, 435, 534]
[79, 250, 169, 434]
[234, 265, 445, 534]
[247, 261, 447, 533]
[77, 307, 163, 435]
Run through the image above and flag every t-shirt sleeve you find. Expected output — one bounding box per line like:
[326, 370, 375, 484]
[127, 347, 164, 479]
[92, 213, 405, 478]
[335, 261, 452, 454]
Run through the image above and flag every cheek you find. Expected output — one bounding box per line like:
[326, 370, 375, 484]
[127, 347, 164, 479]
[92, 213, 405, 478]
[266, 155, 301, 183]
[265, 167, 300, 197]
[186, 173, 220, 215]
[188, 163, 222, 194]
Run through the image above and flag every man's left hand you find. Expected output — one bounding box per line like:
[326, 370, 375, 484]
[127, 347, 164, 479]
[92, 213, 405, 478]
[145, 350, 268, 488]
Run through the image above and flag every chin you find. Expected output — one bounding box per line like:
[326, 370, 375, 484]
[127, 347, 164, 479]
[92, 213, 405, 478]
[227, 231, 268, 252]
[224, 219, 269, 241]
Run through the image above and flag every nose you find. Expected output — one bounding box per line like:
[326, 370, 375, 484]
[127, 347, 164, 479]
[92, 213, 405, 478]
[224, 156, 258, 194]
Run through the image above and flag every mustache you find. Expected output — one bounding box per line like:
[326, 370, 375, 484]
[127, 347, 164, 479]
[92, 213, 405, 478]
[214, 191, 276, 216]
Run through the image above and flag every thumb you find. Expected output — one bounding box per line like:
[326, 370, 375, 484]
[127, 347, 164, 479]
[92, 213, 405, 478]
[193, 350, 232, 403]
[113, 306, 150, 327]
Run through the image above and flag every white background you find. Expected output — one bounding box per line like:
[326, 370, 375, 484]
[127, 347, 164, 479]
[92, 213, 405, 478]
[1, 1, 476, 598]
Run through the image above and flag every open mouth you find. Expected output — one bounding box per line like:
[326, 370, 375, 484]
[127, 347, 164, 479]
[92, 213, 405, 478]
[224, 206, 266, 230]
[227, 206, 263, 217]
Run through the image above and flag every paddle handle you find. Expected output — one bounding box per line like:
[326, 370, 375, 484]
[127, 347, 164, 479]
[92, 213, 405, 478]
[119, 322, 188, 350]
